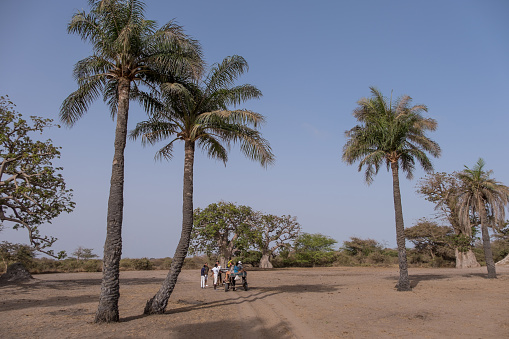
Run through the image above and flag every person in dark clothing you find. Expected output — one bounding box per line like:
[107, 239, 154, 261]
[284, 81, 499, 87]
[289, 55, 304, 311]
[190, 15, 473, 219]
[200, 264, 207, 288]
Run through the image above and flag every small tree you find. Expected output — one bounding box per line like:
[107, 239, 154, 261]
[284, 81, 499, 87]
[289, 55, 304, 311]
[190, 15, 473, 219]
[405, 219, 454, 261]
[417, 172, 480, 268]
[0, 241, 35, 271]
[250, 213, 301, 268]
[342, 237, 383, 256]
[191, 202, 255, 267]
[294, 233, 337, 266]
[71, 246, 98, 262]
[0, 96, 74, 258]
[493, 222, 509, 265]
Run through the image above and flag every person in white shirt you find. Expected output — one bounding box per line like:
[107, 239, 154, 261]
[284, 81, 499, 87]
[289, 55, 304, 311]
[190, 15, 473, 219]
[215, 260, 222, 286]
[211, 263, 220, 290]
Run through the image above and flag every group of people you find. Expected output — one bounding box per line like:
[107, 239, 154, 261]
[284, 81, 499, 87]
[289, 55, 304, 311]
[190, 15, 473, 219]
[200, 260, 244, 290]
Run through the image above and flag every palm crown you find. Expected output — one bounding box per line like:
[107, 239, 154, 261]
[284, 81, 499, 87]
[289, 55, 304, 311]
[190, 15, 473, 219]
[343, 87, 441, 183]
[60, 0, 203, 124]
[131, 55, 274, 167]
[456, 158, 509, 228]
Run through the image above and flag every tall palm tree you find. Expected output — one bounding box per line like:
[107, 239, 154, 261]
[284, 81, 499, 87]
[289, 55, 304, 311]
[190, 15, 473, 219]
[60, 0, 202, 323]
[456, 158, 509, 278]
[131, 55, 274, 314]
[342, 87, 441, 291]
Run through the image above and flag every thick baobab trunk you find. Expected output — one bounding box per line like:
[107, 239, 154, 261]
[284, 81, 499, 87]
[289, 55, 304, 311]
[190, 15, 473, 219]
[455, 248, 480, 268]
[218, 255, 227, 269]
[95, 78, 130, 323]
[391, 162, 411, 291]
[259, 253, 273, 268]
[478, 203, 496, 278]
[144, 140, 195, 314]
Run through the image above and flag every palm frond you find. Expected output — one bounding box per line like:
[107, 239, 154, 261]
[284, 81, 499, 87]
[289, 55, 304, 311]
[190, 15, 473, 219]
[209, 85, 262, 108]
[343, 87, 440, 184]
[155, 139, 178, 161]
[130, 120, 180, 145]
[60, 76, 106, 126]
[197, 134, 228, 164]
[204, 55, 249, 96]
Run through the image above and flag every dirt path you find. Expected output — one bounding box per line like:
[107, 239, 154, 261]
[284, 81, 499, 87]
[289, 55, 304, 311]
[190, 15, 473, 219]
[0, 266, 508, 338]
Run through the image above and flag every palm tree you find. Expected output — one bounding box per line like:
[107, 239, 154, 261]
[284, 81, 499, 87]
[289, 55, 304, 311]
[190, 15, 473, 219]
[342, 87, 441, 291]
[60, 0, 202, 323]
[456, 158, 509, 278]
[130, 55, 274, 314]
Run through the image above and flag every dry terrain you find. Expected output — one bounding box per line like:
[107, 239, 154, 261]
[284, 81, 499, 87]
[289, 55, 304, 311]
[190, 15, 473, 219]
[0, 266, 508, 338]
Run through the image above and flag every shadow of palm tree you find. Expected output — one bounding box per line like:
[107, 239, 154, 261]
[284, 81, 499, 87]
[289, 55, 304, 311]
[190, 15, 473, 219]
[0, 276, 165, 292]
[121, 283, 339, 323]
[169, 318, 295, 339]
[0, 294, 97, 313]
[383, 271, 494, 288]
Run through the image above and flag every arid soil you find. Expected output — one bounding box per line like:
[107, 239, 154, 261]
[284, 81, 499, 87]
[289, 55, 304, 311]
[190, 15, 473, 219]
[0, 266, 508, 338]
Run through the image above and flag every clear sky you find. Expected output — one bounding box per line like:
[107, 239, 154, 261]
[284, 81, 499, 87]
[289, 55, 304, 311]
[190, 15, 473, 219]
[1, 0, 508, 259]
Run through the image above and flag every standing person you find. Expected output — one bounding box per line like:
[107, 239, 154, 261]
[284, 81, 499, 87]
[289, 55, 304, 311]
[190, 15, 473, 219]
[211, 263, 220, 290]
[204, 263, 209, 287]
[230, 261, 239, 291]
[216, 261, 222, 286]
[200, 264, 207, 288]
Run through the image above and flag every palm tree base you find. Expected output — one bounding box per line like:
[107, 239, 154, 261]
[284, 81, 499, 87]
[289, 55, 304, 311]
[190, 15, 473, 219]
[144, 296, 167, 315]
[486, 269, 497, 279]
[395, 284, 412, 292]
[94, 309, 119, 323]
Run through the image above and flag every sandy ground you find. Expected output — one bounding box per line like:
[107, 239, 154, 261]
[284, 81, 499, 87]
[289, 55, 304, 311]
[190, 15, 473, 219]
[0, 266, 508, 339]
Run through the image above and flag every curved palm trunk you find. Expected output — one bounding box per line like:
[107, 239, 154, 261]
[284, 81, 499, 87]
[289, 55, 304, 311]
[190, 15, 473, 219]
[144, 140, 195, 314]
[391, 162, 411, 291]
[95, 78, 130, 323]
[478, 200, 496, 278]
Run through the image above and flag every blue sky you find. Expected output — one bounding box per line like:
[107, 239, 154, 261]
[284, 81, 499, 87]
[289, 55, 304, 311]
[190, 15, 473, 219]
[1, 0, 508, 258]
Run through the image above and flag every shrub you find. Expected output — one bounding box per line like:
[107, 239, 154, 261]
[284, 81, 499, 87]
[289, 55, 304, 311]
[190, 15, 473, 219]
[82, 259, 102, 272]
[120, 258, 153, 271]
[151, 257, 172, 270]
[342, 237, 383, 256]
[239, 251, 262, 267]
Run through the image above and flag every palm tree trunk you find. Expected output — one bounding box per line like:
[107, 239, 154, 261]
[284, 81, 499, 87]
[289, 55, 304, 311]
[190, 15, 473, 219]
[95, 78, 130, 323]
[144, 140, 195, 314]
[390, 162, 411, 291]
[478, 201, 497, 278]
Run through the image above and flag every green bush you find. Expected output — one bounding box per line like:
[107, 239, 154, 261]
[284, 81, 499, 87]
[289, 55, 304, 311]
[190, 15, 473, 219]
[182, 256, 206, 270]
[239, 251, 262, 267]
[151, 257, 172, 270]
[83, 259, 102, 272]
[120, 258, 153, 271]
[342, 237, 383, 256]
[332, 252, 355, 266]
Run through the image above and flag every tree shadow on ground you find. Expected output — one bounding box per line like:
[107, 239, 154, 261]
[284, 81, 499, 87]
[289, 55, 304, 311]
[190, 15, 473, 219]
[383, 272, 491, 288]
[250, 283, 342, 293]
[121, 289, 282, 322]
[0, 294, 97, 313]
[167, 318, 295, 339]
[0, 276, 164, 292]
[121, 283, 339, 323]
